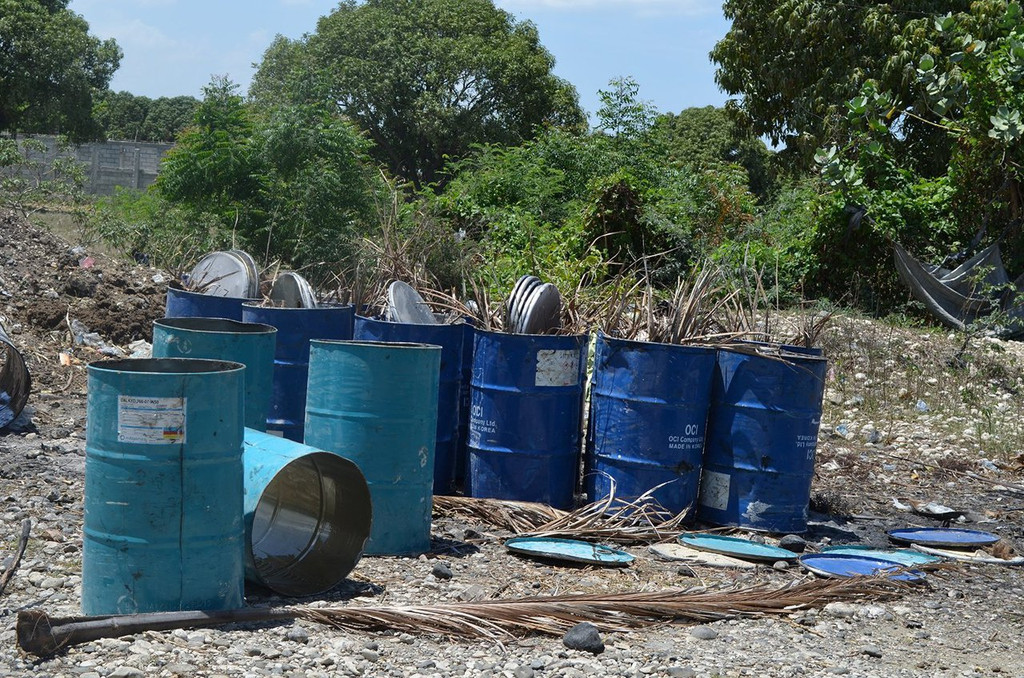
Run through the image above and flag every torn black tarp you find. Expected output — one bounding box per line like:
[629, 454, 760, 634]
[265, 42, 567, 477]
[892, 242, 1024, 338]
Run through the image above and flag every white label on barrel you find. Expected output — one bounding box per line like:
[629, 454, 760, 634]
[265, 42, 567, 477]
[699, 470, 730, 510]
[535, 350, 578, 387]
[117, 396, 186, 444]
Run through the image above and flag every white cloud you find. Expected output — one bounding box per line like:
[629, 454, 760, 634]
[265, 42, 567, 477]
[496, 0, 717, 14]
[90, 18, 179, 50]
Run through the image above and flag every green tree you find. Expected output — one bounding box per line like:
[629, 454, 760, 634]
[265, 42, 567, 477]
[711, 1, 1005, 169]
[93, 90, 151, 141]
[0, 0, 121, 141]
[820, 2, 1024, 272]
[140, 96, 200, 142]
[252, 0, 584, 189]
[157, 77, 260, 218]
[94, 91, 198, 142]
[154, 76, 381, 275]
[431, 80, 760, 287]
[653, 106, 775, 199]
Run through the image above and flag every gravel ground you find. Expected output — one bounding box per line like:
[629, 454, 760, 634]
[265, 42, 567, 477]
[1, 212, 1023, 677]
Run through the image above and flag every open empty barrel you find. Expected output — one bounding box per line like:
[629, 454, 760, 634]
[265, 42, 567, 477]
[305, 340, 440, 556]
[243, 428, 372, 596]
[153, 317, 276, 432]
[354, 316, 464, 495]
[83, 358, 245, 614]
[0, 321, 30, 429]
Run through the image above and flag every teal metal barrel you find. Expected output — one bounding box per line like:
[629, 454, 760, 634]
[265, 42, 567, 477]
[354, 316, 464, 495]
[467, 330, 589, 509]
[83, 358, 246, 614]
[241, 303, 355, 441]
[698, 345, 827, 533]
[152, 317, 276, 432]
[242, 428, 372, 596]
[304, 340, 441, 556]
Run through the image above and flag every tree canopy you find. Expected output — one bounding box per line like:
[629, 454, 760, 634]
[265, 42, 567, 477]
[710, 1, 1007, 169]
[0, 0, 121, 141]
[157, 77, 381, 273]
[251, 0, 584, 189]
[93, 91, 199, 142]
[653, 106, 775, 199]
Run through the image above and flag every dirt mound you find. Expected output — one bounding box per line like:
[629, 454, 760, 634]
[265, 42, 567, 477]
[0, 210, 167, 395]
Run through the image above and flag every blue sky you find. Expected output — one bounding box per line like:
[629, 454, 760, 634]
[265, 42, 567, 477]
[68, 0, 731, 119]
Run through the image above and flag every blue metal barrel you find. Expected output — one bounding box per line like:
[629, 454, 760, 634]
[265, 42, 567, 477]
[467, 330, 589, 509]
[455, 321, 476, 492]
[241, 304, 355, 441]
[698, 346, 828, 533]
[354, 316, 464, 495]
[242, 428, 372, 596]
[585, 333, 715, 514]
[304, 340, 440, 556]
[152, 317, 276, 432]
[83, 358, 245, 614]
[165, 287, 252, 322]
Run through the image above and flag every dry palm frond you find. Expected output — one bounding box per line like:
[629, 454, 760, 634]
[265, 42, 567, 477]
[522, 479, 690, 545]
[648, 265, 744, 345]
[719, 246, 775, 340]
[298, 577, 911, 640]
[433, 496, 568, 534]
[435, 482, 691, 545]
[18, 577, 915, 656]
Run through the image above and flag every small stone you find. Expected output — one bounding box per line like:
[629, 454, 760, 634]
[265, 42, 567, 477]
[773, 560, 790, 571]
[562, 622, 604, 654]
[824, 602, 858, 618]
[862, 645, 882, 658]
[108, 668, 145, 678]
[458, 584, 486, 601]
[432, 562, 453, 580]
[514, 667, 536, 678]
[166, 664, 195, 676]
[689, 626, 718, 640]
[361, 649, 379, 662]
[286, 626, 310, 643]
[778, 534, 806, 553]
[666, 668, 696, 678]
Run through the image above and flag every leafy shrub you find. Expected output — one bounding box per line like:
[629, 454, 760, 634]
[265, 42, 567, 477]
[84, 188, 224, 272]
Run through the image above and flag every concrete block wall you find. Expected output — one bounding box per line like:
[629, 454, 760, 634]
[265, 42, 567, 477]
[3, 135, 173, 196]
